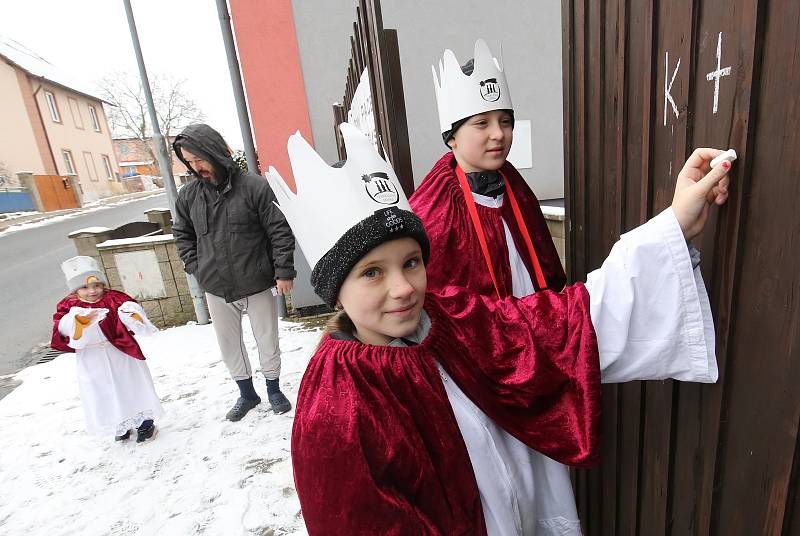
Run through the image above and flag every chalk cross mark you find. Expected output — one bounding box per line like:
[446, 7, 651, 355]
[706, 32, 731, 114]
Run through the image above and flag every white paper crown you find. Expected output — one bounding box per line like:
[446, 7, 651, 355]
[432, 38, 514, 134]
[266, 122, 412, 269]
[61, 255, 108, 291]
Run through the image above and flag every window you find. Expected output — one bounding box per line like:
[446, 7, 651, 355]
[88, 105, 101, 132]
[62, 150, 76, 174]
[45, 91, 61, 122]
[83, 152, 98, 181]
[68, 97, 83, 129]
[101, 154, 114, 180]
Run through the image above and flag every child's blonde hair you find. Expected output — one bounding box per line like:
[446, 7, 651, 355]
[316, 310, 356, 349]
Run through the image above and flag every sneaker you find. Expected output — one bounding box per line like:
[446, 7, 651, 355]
[226, 396, 261, 422]
[136, 423, 157, 443]
[268, 390, 292, 414]
[115, 430, 131, 441]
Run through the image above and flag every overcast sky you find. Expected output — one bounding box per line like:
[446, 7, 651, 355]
[1, 0, 245, 149]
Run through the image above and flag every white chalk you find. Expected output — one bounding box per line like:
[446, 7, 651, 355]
[711, 148, 737, 168]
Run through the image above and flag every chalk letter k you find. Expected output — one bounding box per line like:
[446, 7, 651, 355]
[664, 50, 681, 126]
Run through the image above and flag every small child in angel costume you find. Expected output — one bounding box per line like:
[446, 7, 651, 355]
[51, 256, 163, 443]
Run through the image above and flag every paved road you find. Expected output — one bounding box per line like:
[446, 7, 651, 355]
[0, 194, 169, 387]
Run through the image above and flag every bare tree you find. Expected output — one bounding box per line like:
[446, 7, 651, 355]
[99, 72, 205, 171]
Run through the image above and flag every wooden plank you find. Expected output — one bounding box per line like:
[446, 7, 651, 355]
[381, 29, 414, 195]
[596, 2, 625, 532]
[34, 175, 56, 212]
[569, 0, 588, 279]
[616, 382, 644, 536]
[597, 385, 618, 536]
[709, 0, 800, 532]
[332, 103, 347, 161]
[565, 1, 600, 530]
[634, 0, 655, 229]
[610, 0, 626, 242]
[636, 1, 694, 532]
[358, 0, 383, 158]
[668, 1, 761, 534]
[616, 4, 652, 532]
[585, 0, 604, 267]
[786, 435, 800, 535]
[560, 0, 577, 278]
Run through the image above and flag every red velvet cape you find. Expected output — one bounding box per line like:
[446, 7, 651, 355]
[410, 153, 567, 297]
[51, 289, 146, 361]
[292, 288, 601, 535]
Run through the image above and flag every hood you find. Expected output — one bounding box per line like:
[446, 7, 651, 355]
[173, 123, 239, 182]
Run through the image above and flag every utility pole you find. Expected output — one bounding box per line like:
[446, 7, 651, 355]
[215, 0, 258, 174]
[122, 0, 209, 325]
[215, 0, 288, 318]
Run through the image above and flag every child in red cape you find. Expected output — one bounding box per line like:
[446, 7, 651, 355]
[51, 256, 163, 443]
[268, 123, 731, 535]
[411, 39, 566, 298]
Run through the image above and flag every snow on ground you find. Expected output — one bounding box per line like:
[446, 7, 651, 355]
[0, 316, 322, 535]
[0, 192, 166, 238]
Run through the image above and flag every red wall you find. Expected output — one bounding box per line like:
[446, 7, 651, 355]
[229, 0, 312, 191]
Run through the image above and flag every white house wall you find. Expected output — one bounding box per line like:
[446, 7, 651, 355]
[0, 59, 45, 180]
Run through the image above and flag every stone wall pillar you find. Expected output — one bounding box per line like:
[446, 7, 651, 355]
[65, 173, 84, 207]
[68, 227, 114, 266]
[96, 235, 199, 328]
[145, 208, 173, 234]
[16, 172, 44, 212]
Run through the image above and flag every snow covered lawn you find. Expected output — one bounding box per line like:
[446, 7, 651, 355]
[0, 317, 322, 535]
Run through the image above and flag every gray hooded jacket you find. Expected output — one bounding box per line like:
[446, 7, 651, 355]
[172, 124, 296, 302]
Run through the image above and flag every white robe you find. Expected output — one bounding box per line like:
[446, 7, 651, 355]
[58, 301, 164, 436]
[444, 197, 717, 536]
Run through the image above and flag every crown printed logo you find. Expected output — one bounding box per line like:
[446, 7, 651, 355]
[362, 172, 399, 205]
[479, 78, 500, 102]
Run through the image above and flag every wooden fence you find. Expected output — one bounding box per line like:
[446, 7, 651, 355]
[332, 0, 414, 197]
[34, 174, 79, 211]
[562, 1, 800, 534]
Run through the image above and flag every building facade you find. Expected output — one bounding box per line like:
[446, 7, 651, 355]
[113, 136, 190, 192]
[0, 38, 123, 203]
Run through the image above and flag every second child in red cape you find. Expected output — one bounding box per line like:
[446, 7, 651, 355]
[412, 152, 566, 297]
[412, 40, 565, 298]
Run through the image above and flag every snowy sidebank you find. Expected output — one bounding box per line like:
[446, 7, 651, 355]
[0, 318, 322, 535]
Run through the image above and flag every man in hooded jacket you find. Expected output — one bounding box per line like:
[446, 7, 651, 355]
[172, 123, 296, 420]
